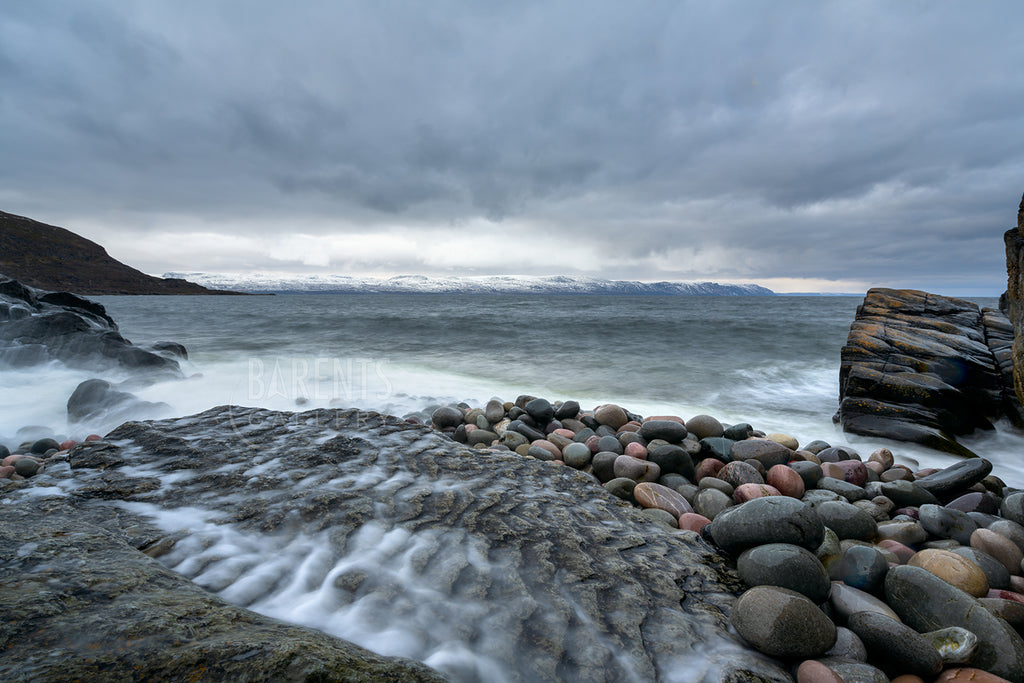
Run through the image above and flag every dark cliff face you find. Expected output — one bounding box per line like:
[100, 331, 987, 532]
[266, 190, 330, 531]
[1005, 193, 1024, 410]
[0, 210, 239, 295]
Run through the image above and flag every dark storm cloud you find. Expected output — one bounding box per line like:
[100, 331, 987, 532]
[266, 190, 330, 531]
[2, 1, 1023, 292]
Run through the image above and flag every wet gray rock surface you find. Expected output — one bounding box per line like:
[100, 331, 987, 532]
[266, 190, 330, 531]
[1, 406, 790, 683]
[0, 498, 445, 683]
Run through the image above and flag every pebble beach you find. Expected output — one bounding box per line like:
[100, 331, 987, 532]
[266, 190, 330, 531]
[419, 394, 1024, 683]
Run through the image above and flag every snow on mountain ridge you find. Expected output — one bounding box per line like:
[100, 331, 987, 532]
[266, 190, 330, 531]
[163, 272, 776, 296]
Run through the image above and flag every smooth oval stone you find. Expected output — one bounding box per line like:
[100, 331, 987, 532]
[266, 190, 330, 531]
[876, 520, 928, 546]
[796, 660, 844, 683]
[733, 483, 781, 503]
[972, 528, 1024, 575]
[913, 459, 994, 497]
[699, 476, 733, 495]
[790, 460, 823, 490]
[685, 414, 724, 439]
[597, 435, 624, 455]
[484, 399, 506, 423]
[830, 544, 889, 594]
[623, 441, 647, 459]
[738, 543, 831, 603]
[694, 488, 733, 521]
[553, 400, 580, 420]
[431, 405, 464, 428]
[594, 404, 628, 429]
[511, 420, 546, 442]
[886, 565, 1024, 682]
[909, 548, 990, 597]
[1001, 492, 1024, 527]
[530, 439, 561, 458]
[718, 460, 764, 488]
[818, 446, 858, 463]
[658, 472, 689, 491]
[923, 626, 978, 665]
[829, 581, 900, 622]
[638, 420, 688, 443]
[634, 482, 693, 518]
[612, 455, 660, 482]
[591, 451, 619, 483]
[561, 442, 592, 469]
[816, 477, 869, 502]
[678, 512, 712, 533]
[813, 500, 878, 541]
[466, 429, 499, 446]
[868, 448, 895, 469]
[802, 440, 831, 455]
[880, 479, 938, 508]
[767, 464, 805, 498]
[14, 458, 40, 477]
[847, 611, 942, 678]
[694, 458, 725, 482]
[709, 496, 824, 555]
[641, 507, 678, 528]
[731, 586, 837, 659]
[834, 460, 868, 487]
[953, 547, 1011, 590]
[989, 518, 1024, 554]
[546, 433, 573, 451]
[646, 444, 694, 479]
[934, 668, 1013, 683]
[947, 491, 1001, 515]
[765, 432, 799, 450]
[731, 439, 793, 469]
[603, 477, 636, 503]
[30, 438, 60, 454]
[500, 430, 529, 450]
[919, 504, 979, 546]
[825, 626, 867, 662]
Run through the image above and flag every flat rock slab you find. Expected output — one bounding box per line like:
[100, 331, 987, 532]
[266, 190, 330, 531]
[1, 406, 790, 683]
[0, 498, 445, 683]
[836, 288, 1022, 457]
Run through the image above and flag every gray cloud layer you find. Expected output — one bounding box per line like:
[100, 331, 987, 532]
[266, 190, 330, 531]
[2, 1, 1023, 292]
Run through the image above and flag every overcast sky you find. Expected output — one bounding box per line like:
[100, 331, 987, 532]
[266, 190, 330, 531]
[2, 2, 1023, 294]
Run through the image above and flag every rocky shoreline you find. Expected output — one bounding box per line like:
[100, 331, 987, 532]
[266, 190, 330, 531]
[5, 396, 1024, 682]
[416, 395, 1024, 682]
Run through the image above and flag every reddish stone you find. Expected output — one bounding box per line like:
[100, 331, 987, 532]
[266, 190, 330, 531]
[865, 461, 885, 475]
[986, 589, 1024, 604]
[531, 439, 561, 459]
[972, 528, 1024, 575]
[0, 466, 14, 479]
[877, 539, 916, 564]
[624, 442, 648, 459]
[552, 428, 575, 440]
[59, 439, 77, 451]
[2, 454, 26, 467]
[796, 660, 844, 683]
[585, 435, 602, 454]
[766, 464, 805, 498]
[693, 458, 724, 482]
[618, 422, 641, 433]
[915, 467, 940, 478]
[934, 668, 1012, 683]
[835, 460, 868, 487]
[594, 404, 628, 429]
[678, 512, 712, 533]
[634, 482, 693, 517]
[613, 454, 661, 482]
[733, 483, 781, 503]
[820, 462, 844, 480]
[647, 415, 686, 424]
[869, 448, 895, 469]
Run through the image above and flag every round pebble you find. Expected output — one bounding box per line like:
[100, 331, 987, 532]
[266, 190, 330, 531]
[908, 549, 989, 597]
[737, 543, 831, 603]
[731, 586, 837, 659]
[633, 482, 693, 518]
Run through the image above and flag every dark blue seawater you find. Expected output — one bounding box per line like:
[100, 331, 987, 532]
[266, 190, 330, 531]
[4, 294, 1020, 480]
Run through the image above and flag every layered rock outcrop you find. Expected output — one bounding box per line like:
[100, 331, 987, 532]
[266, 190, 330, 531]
[836, 288, 1022, 457]
[1004, 192, 1024, 417]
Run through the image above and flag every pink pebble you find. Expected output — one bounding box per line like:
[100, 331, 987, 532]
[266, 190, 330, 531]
[796, 660, 844, 683]
[835, 460, 868, 487]
[531, 439, 562, 459]
[85, 434, 102, 442]
[618, 422, 640, 433]
[877, 539, 916, 564]
[733, 483, 781, 503]
[585, 435, 602, 454]
[59, 439, 77, 451]
[624, 442, 648, 459]
[820, 462, 844, 479]
[0, 465, 14, 479]
[693, 458, 724, 482]
[766, 464, 805, 498]
[2, 454, 26, 467]
[646, 415, 686, 424]
[552, 428, 575, 440]
[987, 589, 1024, 604]
[678, 512, 712, 533]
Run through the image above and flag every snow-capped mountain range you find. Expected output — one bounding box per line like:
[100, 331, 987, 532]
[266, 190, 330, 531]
[164, 272, 776, 296]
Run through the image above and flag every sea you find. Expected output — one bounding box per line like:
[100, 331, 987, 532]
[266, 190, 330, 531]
[3, 293, 1021, 482]
[4, 293, 1024, 681]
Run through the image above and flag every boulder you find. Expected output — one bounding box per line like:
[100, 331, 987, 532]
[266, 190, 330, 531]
[836, 288, 1022, 457]
[0, 277, 181, 374]
[1003, 193, 1024, 421]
